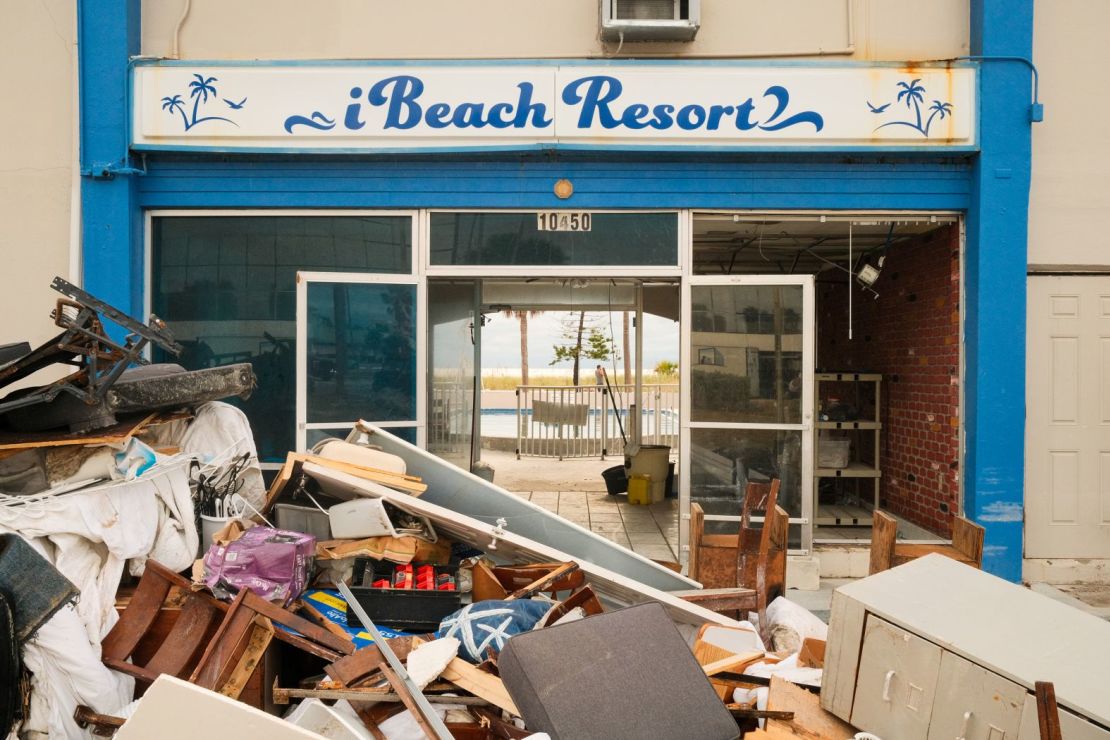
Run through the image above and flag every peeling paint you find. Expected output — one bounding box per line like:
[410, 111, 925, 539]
[978, 501, 1023, 523]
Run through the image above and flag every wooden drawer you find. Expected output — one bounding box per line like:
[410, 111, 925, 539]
[929, 651, 1026, 740]
[851, 615, 942, 740]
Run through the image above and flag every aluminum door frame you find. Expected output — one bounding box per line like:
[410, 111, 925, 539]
[295, 271, 426, 452]
[679, 273, 816, 560]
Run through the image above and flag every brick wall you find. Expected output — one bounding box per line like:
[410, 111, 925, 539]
[816, 225, 960, 536]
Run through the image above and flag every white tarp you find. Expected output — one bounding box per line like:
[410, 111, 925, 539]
[0, 402, 263, 739]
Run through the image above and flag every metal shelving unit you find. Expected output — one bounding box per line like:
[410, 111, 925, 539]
[814, 372, 882, 527]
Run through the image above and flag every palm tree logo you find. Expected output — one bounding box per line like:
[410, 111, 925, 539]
[161, 74, 239, 131]
[161, 94, 188, 129]
[871, 78, 953, 137]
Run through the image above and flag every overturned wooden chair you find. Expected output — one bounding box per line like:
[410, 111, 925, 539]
[868, 509, 985, 575]
[687, 480, 789, 625]
[102, 559, 228, 687]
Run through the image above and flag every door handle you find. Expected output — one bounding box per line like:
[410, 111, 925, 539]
[882, 670, 895, 702]
[956, 710, 973, 740]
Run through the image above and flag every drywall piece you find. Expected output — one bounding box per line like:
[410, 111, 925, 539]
[116, 675, 327, 739]
[351, 424, 697, 593]
[406, 637, 460, 690]
[305, 464, 737, 628]
[285, 699, 375, 740]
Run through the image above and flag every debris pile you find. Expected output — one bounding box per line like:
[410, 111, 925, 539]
[16, 277, 1106, 739]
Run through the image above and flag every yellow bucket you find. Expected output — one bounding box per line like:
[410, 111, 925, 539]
[627, 474, 652, 506]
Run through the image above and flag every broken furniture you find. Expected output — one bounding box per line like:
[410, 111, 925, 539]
[813, 372, 882, 527]
[105, 559, 354, 699]
[0, 276, 254, 433]
[868, 509, 985, 574]
[823, 554, 1110, 739]
[499, 603, 741, 740]
[688, 479, 788, 623]
[190, 586, 355, 699]
[102, 560, 228, 687]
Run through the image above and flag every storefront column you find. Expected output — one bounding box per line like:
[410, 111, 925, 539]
[78, 0, 142, 317]
[964, 0, 1034, 581]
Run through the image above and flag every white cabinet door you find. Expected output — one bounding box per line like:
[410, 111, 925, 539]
[929, 652, 1026, 740]
[851, 615, 942, 740]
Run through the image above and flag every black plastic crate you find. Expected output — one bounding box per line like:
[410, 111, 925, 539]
[346, 558, 461, 632]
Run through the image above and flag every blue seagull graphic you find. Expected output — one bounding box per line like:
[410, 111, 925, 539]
[223, 97, 247, 110]
[867, 101, 891, 113]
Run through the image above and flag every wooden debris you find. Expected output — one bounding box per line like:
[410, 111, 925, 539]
[765, 676, 857, 739]
[271, 680, 492, 706]
[797, 637, 825, 669]
[701, 651, 765, 677]
[505, 561, 580, 600]
[1036, 681, 1063, 740]
[440, 658, 520, 715]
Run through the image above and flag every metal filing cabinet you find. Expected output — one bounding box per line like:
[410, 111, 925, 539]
[823, 555, 1110, 739]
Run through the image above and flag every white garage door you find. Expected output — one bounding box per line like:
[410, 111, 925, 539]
[1026, 275, 1110, 559]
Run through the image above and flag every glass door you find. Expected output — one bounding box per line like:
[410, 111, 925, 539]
[680, 275, 815, 557]
[296, 272, 424, 451]
[427, 280, 480, 471]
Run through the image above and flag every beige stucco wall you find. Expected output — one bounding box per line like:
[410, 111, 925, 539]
[0, 0, 77, 355]
[142, 0, 968, 62]
[1028, 0, 1110, 267]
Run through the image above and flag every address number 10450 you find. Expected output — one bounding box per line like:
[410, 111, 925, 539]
[536, 212, 592, 232]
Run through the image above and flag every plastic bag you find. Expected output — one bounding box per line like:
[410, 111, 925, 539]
[202, 527, 315, 607]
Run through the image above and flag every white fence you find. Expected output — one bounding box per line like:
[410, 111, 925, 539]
[515, 384, 679, 459]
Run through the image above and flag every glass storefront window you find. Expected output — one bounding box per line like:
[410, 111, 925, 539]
[429, 212, 677, 266]
[690, 285, 804, 424]
[151, 215, 412, 461]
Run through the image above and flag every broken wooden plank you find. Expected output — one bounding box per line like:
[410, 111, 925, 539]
[440, 658, 519, 716]
[701, 651, 765, 677]
[797, 637, 826, 669]
[506, 562, 580, 601]
[725, 706, 796, 722]
[766, 675, 857, 739]
[1036, 681, 1063, 740]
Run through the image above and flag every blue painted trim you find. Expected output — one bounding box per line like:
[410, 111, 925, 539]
[963, 0, 1033, 582]
[131, 57, 979, 70]
[79, 0, 142, 321]
[130, 143, 981, 156]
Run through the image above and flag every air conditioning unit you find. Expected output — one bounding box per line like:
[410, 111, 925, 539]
[600, 0, 700, 42]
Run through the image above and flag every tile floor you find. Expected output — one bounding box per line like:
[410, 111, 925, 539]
[507, 489, 681, 562]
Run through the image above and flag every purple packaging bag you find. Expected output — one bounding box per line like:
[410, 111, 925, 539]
[203, 526, 315, 607]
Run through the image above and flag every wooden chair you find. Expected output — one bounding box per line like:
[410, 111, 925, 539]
[102, 559, 228, 686]
[868, 509, 985, 575]
[688, 480, 788, 623]
[105, 559, 356, 698]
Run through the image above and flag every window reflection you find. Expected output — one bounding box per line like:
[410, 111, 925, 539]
[152, 216, 412, 460]
[690, 285, 804, 424]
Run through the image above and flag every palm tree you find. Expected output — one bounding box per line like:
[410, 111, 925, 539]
[188, 74, 218, 125]
[503, 309, 541, 385]
[896, 79, 927, 131]
[183, 74, 236, 127]
[924, 100, 953, 135]
[161, 94, 189, 129]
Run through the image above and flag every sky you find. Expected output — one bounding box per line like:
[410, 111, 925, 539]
[481, 310, 679, 372]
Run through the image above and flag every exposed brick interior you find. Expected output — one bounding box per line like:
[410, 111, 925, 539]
[816, 225, 960, 536]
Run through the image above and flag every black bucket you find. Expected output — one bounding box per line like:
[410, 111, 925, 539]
[665, 462, 677, 499]
[602, 465, 628, 496]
